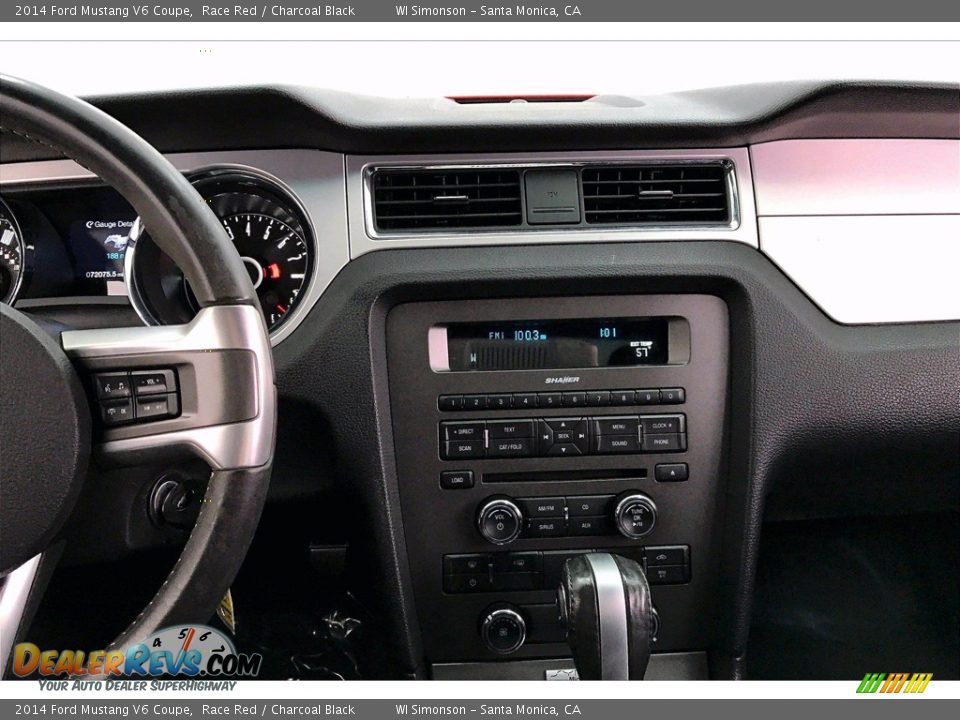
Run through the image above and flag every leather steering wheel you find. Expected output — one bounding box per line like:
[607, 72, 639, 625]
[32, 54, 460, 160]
[0, 75, 276, 671]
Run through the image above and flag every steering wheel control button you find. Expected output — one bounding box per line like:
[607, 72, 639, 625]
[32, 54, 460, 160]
[655, 463, 689, 482]
[100, 398, 134, 426]
[481, 606, 527, 654]
[130, 369, 176, 396]
[614, 492, 658, 539]
[95, 372, 131, 399]
[440, 470, 474, 490]
[477, 498, 523, 545]
[135, 393, 180, 421]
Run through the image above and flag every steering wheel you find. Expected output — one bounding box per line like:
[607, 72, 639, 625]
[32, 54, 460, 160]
[0, 75, 276, 672]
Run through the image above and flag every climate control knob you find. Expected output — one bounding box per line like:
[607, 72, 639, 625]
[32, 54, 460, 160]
[476, 497, 523, 545]
[613, 491, 658, 539]
[480, 604, 527, 655]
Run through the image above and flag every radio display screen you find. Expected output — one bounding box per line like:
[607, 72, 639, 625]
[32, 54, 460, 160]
[445, 317, 670, 371]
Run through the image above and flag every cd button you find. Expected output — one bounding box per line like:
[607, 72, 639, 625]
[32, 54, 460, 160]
[654, 463, 689, 482]
[566, 495, 614, 517]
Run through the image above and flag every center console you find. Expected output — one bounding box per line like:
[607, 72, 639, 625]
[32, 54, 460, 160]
[385, 294, 729, 672]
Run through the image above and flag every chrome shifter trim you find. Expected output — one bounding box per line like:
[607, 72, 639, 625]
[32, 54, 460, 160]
[586, 553, 630, 681]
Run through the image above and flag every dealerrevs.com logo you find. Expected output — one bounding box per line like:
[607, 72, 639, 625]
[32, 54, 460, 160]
[13, 625, 262, 680]
[856, 673, 933, 694]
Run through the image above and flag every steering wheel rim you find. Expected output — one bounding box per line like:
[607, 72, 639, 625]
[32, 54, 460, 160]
[0, 75, 276, 669]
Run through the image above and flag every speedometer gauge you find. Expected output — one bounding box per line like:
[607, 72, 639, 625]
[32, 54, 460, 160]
[0, 198, 25, 303]
[221, 212, 310, 329]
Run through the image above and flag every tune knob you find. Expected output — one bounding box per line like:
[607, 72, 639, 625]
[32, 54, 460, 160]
[480, 604, 527, 655]
[613, 491, 658, 539]
[476, 496, 523, 545]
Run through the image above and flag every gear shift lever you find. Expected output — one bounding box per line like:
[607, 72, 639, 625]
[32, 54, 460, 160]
[559, 553, 654, 680]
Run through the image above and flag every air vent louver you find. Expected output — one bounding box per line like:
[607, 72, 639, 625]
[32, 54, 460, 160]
[373, 169, 523, 231]
[582, 164, 730, 225]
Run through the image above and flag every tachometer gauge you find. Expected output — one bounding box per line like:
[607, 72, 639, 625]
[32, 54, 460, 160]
[0, 198, 25, 304]
[220, 212, 310, 330]
[126, 168, 316, 341]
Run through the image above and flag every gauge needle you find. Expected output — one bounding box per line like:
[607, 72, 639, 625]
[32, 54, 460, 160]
[276, 304, 287, 314]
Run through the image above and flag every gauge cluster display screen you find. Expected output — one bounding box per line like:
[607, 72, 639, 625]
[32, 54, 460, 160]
[444, 317, 671, 371]
[68, 216, 135, 291]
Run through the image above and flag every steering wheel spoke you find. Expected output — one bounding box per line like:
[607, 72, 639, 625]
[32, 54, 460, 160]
[62, 305, 275, 471]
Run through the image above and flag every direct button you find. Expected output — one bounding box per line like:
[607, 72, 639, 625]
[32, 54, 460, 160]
[131, 369, 176, 396]
[517, 497, 565, 518]
[443, 422, 485, 442]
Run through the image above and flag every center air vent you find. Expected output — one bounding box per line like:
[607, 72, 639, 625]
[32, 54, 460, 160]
[581, 164, 731, 225]
[372, 169, 522, 231]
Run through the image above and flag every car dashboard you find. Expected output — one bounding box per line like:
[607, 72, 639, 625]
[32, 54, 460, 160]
[1, 80, 958, 681]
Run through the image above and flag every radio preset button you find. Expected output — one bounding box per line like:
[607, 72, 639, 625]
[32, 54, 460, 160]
[660, 388, 686, 404]
[537, 392, 562, 408]
[438, 394, 463, 411]
[463, 395, 486, 411]
[635, 389, 660, 405]
[513, 393, 539, 409]
[486, 394, 514, 410]
[611, 390, 635, 406]
[561, 391, 587, 407]
[586, 390, 611, 406]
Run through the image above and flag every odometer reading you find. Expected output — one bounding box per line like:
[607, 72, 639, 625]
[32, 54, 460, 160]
[221, 212, 310, 331]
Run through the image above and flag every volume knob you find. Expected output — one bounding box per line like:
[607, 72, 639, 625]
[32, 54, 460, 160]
[613, 492, 658, 539]
[476, 497, 523, 545]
